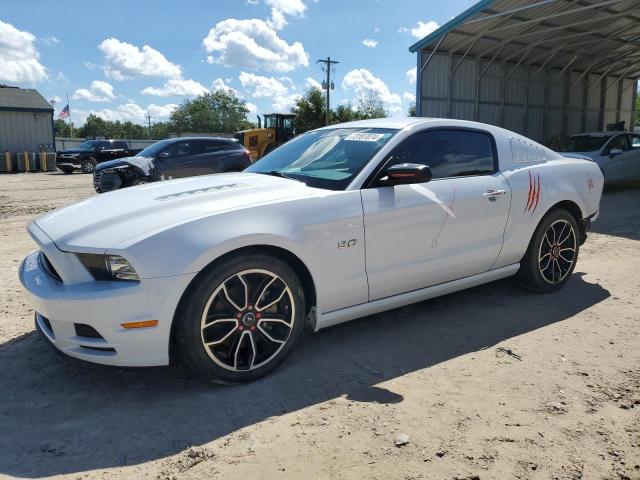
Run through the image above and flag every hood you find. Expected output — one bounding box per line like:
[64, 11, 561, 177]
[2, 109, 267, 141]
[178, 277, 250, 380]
[94, 158, 129, 170]
[558, 152, 596, 161]
[57, 148, 92, 155]
[33, 173, 317, 252]
[94, 156, 154, 175]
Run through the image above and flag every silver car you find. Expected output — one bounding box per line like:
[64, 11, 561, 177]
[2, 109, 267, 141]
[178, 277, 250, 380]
[558, 132, 640, 184]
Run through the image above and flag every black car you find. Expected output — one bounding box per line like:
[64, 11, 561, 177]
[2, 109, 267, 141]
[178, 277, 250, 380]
[92, 137, 252, 193]
[56, 140, 142, 174]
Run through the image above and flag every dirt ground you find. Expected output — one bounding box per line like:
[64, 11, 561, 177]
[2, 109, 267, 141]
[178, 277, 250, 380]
[0, 172, 639, 480]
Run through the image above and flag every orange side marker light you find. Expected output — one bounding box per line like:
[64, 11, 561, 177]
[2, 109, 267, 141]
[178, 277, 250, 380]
[121, 320, 159, 329]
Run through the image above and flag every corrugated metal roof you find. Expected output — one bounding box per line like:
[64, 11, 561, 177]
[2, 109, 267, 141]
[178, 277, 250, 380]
[0, 86, 53, 110]
[409, 0, 640, 78]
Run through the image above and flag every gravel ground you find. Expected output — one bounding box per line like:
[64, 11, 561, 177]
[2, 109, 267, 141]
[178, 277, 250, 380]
[0, 172, 639, 480]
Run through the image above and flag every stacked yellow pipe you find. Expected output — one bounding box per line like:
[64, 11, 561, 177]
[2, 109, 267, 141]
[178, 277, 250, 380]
[4, 152, 11, 172]
[40, 152, 47, 172]
[23, 151, 29, 172]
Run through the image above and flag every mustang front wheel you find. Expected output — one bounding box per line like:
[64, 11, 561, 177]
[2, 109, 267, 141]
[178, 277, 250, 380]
[174, 252, 305, 383]
[518, 208, 579, 292]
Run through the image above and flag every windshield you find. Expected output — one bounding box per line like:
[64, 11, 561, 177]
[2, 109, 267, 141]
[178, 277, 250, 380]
[556, 135, 611, 152]
[136, 139, 174, 158]
[76, 140, 102, 151]
[246, 127, 397, 190]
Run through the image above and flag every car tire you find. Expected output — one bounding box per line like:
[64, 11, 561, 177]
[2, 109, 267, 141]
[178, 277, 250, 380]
[517, 208, 580, 293]
[60, 167, 73, 174]
[81, 159, 96, 174]
[174, 251, 306, 383]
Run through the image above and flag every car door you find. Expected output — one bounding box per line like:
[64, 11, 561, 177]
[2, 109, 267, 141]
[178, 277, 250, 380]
[600, 134, 631, 182]
[193, 140, 229, 174]
[626, 134, 640, 180]
[361, 128, 511, 301]
[156, 141, 194, 179]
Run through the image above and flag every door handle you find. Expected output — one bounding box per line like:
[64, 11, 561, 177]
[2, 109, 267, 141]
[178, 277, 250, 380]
[483, 189, 507, 199]
[184, 161, 194, 166]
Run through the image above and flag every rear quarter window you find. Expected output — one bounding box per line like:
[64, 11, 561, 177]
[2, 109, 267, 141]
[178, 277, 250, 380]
[510, 137, 550, 163]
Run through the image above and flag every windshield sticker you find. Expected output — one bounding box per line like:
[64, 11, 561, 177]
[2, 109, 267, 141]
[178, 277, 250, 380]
[344, 133, 387, 142]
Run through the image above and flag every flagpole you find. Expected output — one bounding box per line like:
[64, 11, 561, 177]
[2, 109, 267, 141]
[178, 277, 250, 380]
[66, 92, 74, 138]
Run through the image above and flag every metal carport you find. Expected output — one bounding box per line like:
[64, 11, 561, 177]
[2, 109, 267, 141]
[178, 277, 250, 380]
[409, 0, 640, 145]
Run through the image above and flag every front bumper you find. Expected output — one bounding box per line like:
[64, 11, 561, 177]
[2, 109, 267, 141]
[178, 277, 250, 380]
[19, 250, 196, 367]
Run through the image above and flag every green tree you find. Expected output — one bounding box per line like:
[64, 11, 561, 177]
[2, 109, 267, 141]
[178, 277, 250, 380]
[170, 90, 250, 133]
[53, 119, 73, 137]
[291, 87, 327, 133]
[408, 103, 417, 117]
[333, 103, 360, 124]
[355, 91, 387, 119]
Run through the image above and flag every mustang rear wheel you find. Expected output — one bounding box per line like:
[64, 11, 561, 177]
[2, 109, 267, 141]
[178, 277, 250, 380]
[174, 252, 305, 383]
[518, 208, 579, 292]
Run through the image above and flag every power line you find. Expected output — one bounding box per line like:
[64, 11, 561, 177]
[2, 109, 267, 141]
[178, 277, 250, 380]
[316, 57, 339, 126]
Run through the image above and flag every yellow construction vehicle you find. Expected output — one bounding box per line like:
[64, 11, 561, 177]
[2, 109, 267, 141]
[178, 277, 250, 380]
[234, 113, 296, 161]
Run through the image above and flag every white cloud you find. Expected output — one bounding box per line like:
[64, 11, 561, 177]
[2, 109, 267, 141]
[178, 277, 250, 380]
[211, 77, 237, 94]
[202, 18, 309, 72]
[362, 39, 378, 48]
[147, 103, 178, 120]
[403, 91, 416, 103]
[272, 93, 301, 112]
[305, 77, 322, 90]
[50, 95, 62, 103]
[341, 68, 401, 105]
[246, 102, 258, 114]
[265, 0, 307, 29]
[72, 80, 116, 102]
[400, 20, 439, 39]
[76, 102, 177, 124]
[373, 26, 380, 33]
[239, 71, 289, 97]
[99, 37, 182, 80]
[407, 67, 417, 84]
[39, 36, 60, 46]
[141, 78, 208, 97]
[0, 20, 47, 84]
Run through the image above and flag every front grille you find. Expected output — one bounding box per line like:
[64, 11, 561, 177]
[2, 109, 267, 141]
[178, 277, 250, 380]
[93, 170, 103, 192]
[39, 252, 62, 282]
[74, 323, 104, 339]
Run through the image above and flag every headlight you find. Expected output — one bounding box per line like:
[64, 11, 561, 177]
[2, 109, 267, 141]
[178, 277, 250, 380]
[107, 255, 140, 281]
[76, 253, 140, 282]
[103, 166, 129, 174]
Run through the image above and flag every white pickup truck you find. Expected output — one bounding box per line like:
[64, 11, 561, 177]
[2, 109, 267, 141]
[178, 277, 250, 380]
[20, 118, 603, 383]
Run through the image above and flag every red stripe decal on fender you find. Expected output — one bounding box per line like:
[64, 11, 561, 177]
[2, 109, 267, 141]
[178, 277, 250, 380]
[532, 174, 541, 213]
[525, 171, 533, 212]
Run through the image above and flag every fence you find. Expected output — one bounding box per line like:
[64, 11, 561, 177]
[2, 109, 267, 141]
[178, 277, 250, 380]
[55, 133, 235, 152]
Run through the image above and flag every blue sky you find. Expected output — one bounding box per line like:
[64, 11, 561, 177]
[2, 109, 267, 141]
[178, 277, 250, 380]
[0, 0, 475, 126]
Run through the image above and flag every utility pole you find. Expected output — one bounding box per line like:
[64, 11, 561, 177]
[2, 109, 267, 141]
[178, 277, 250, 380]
[317, 56, 339, 126]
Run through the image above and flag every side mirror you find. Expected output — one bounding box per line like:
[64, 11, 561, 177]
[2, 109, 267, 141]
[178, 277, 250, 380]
[377, 163, 432, 186]
[158, 152, 170, 159]
[609, 148, 623, 157]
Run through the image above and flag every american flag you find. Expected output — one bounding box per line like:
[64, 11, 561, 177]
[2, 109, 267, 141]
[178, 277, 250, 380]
[58, 104, 70, 120]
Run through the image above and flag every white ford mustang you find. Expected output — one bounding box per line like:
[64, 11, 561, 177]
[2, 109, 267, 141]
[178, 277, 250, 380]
[20, 118, 603, 382]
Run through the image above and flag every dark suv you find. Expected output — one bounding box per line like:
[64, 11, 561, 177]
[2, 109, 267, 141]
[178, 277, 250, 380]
[93, 137, 252, 193]
[57, 140, 142, 174]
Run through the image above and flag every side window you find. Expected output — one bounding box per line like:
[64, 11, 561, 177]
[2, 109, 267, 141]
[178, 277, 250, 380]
[389, 129, 496, 179]
[113, 141, 127, 150]
[628, 135, 640, 149]
[201, 140, 228, 153]
[607, 135, 629, 152]
[100, 141, 112, 150]
[163, 141, 192, 158]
